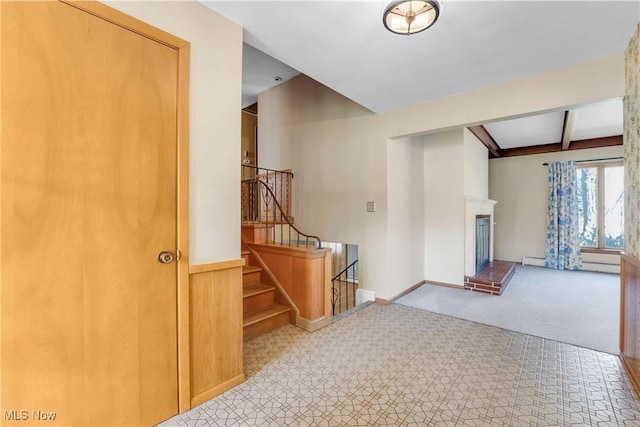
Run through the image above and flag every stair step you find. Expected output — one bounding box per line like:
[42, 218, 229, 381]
[243, 304, 290, 328]
[243, 283, 276, 313]
[241, 223, 273, 244]
[241, 250, 250, 264]
[243, 283, 275, 298]
[242, 265, 262, 286]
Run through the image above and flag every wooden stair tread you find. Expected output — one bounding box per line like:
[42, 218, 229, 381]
[243, 265, 262, 274]
[243, 304, 290, 327]
[243, 283, 275, 298]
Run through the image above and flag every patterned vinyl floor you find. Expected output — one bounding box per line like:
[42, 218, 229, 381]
[159, 303, 640, 426]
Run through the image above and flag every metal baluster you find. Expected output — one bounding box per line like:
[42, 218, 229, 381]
[351, 264, 355, 310]
[279, 173, 283, 244]
[254, 180, 258, 221]
[252, 180, 256, 221]
[247, 181, 251, 221]
[344, 273, 347, 313]
[344, 268, 347, 311]
[279, 171, 282, 223]
[353, 264, 356, 309]
[272, 184, 276, 244]
[331, 281, 337, 316]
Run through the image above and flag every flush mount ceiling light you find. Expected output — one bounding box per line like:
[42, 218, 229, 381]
[383, 0, 441, 35]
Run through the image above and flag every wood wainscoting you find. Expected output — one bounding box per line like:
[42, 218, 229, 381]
[249, 243, 332, 332]
[621, 253, 640, 396]
[188, 260, 246, 407]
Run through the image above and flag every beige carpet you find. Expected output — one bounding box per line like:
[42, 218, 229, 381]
[396, 265, 619, 354]
[159, 303, 639, 426]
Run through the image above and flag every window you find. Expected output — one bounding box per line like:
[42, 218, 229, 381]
[576, 162, 624, 250]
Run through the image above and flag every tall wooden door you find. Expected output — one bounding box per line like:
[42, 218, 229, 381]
[2, 1, 181, 425]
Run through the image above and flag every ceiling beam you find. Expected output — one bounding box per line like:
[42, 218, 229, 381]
[468, 125, 501, 157]
[561, 110, 578, 150]
[496, 135, 622, 158]
[569, 135, 622, 150]
[242, 102, 258, 115]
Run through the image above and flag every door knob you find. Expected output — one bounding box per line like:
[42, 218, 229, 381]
[157, 251, 175, 264]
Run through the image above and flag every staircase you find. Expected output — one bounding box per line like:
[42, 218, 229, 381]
[240, 165, 332, 337]
[241, 250, 292, 337]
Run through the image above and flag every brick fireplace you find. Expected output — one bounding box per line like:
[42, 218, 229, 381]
[464, 197, 497, 277]
[462, 197, 516, 296]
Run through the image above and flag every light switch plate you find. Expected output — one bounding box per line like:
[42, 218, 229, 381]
[367, 201, 376, 212]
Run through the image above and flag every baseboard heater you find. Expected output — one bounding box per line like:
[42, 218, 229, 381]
[522, 256, 620, 274]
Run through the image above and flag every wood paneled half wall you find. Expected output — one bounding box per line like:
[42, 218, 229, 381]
[621, 253, 640, 397]
[249, 243, 332, 332]
[188, 260, 246, 407]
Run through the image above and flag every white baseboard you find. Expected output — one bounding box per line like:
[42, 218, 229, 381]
[522, 256, 620, 274]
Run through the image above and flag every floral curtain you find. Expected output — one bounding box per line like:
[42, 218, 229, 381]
[545, 161, 582, 270]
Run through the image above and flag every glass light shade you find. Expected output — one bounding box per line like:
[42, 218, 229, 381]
[383, 0, 441, 35]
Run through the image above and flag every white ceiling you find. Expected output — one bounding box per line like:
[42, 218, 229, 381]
[485, 111, 565, 149]
[571, 100, 624, 141]
[241, 43, 299, 108]
[483, 99, 623, 149]
[203, 0, 639, 114]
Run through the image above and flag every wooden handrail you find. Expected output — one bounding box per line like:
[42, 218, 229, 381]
[241, 167, 322, 248]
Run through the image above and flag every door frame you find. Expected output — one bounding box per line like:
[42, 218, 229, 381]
[60, 0, 192, 413]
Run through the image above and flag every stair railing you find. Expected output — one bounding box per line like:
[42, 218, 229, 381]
[241, 165, 293, 223]
[241, 165, 322, 249]
[331, 260, 359, 315]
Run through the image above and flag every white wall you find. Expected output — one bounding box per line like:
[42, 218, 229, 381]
[423, 130, 465, 285]
[464, 129, 489, 199]
[462, 129, 491, 277]
[258, 86, 294, 170]
[489, 145, 624, 263]
[387, 137, 425, 290]
[103, 0, 243, 264]
[392, 129, 488, 287]
[382, 55, 624, 139]
[88, 2, 627, 298]
[258, 55, 624, 300]
[257, 76, 394, 297]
